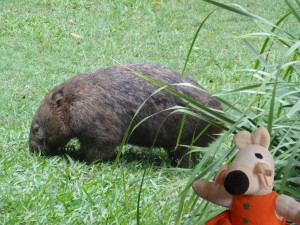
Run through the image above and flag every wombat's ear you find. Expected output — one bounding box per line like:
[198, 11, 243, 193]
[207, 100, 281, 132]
[252, 127, 270, 149]
[234, 130, 253, 150]
[51, 87, 65, 107]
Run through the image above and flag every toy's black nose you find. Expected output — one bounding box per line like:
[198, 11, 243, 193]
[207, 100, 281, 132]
[224, 170, 249, 195]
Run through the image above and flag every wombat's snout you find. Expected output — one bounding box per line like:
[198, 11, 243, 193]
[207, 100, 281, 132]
[29, 139, 39, 153]
[29, 139, 48, 155]
[224, 170, 249, 195]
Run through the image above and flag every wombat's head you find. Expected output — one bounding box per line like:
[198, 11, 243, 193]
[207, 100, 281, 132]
[214, 127, 274, 196]
[29, 87, 71, 155]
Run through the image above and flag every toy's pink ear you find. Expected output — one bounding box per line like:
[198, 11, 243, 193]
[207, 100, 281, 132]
[234, 130, 253, 150]
[252, 127, 270, 149]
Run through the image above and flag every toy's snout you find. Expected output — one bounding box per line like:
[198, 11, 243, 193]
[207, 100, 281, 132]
[224, 170, 250, 195]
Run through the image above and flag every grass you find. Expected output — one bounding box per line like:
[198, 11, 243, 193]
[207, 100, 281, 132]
[0, 0, 299, 224]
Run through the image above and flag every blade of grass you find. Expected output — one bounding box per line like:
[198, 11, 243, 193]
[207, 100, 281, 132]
[268, 41, 300, 133]
[247, 38, 270, 69]
[129, 70, 234, 125]
[137, 168, 147, 225]
[112, 85, 170, 169]
[202, 0, 276, 27]
[287, 99, 300, 118]
[254, 11, 293, 69]
[279, 138, 300, 194]
[122, 167, 129, 210]
[176, 104, 189, 147]
[182, 9, 216, 74]
[175, 130, 235, 225]
[284, 0, 300, 22]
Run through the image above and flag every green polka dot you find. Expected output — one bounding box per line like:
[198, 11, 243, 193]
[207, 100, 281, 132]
[244, 203, 251, 210]
[243, 218, 249, 224]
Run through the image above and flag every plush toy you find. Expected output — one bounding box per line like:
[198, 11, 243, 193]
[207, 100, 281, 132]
[192, 127, 300, 225]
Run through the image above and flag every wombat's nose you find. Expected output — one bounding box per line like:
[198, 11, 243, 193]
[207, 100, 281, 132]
[29, 139, 39, 153]
[224, 170, 249, 195]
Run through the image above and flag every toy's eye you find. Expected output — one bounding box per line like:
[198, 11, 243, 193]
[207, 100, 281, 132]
[255, 153, 263, 159]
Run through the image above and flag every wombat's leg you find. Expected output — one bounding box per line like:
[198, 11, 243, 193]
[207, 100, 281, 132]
[168, 146, 197, 168]
[77, 141, 118, 164]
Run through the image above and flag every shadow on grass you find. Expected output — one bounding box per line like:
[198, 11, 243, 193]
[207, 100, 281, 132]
[33, 143, 173, 168]
[119, 145, 171, 168]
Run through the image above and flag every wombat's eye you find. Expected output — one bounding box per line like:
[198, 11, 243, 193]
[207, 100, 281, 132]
[32, 124, 40, 134]
[255, 153, 263, 159]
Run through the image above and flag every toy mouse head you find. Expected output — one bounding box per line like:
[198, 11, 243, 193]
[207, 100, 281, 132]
[216, 127, 274, 196]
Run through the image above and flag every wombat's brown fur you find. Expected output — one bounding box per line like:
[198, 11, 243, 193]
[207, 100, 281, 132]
[29, 63, 222, 167]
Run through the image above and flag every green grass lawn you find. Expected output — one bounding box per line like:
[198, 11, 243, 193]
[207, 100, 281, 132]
[1, 0, 299, 224]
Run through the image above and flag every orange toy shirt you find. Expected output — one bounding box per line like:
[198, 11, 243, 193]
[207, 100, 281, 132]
[205, 191, 287, 225]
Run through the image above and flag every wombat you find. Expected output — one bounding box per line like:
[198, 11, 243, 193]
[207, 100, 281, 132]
[29, 63, 222, 167]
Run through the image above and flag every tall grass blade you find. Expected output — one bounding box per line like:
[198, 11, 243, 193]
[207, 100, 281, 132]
[287, 99, 300, 117]
[268, 40, 300, 133]
[267, 74, 278, 134]
[253, 11, 292, 69]
[122, 167, 129, 210]
[243, 39, 269, 68]
[129, 71, 234, 125]
[279, 138, 300, 194]
[175, 131, 234, 225]
[202, 0, 276, 27]
[113, 84, 172, 169]
[284, 0, 300, 22]
[176, 104, 189, 146]
[182, 10, 216, 74]
[137, 168, 147, 225]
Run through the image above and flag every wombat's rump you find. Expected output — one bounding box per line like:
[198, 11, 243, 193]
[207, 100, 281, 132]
[29, 63, 222, 167]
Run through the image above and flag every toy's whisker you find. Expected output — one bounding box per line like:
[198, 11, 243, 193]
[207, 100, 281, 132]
[254, 163, 272, 189]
